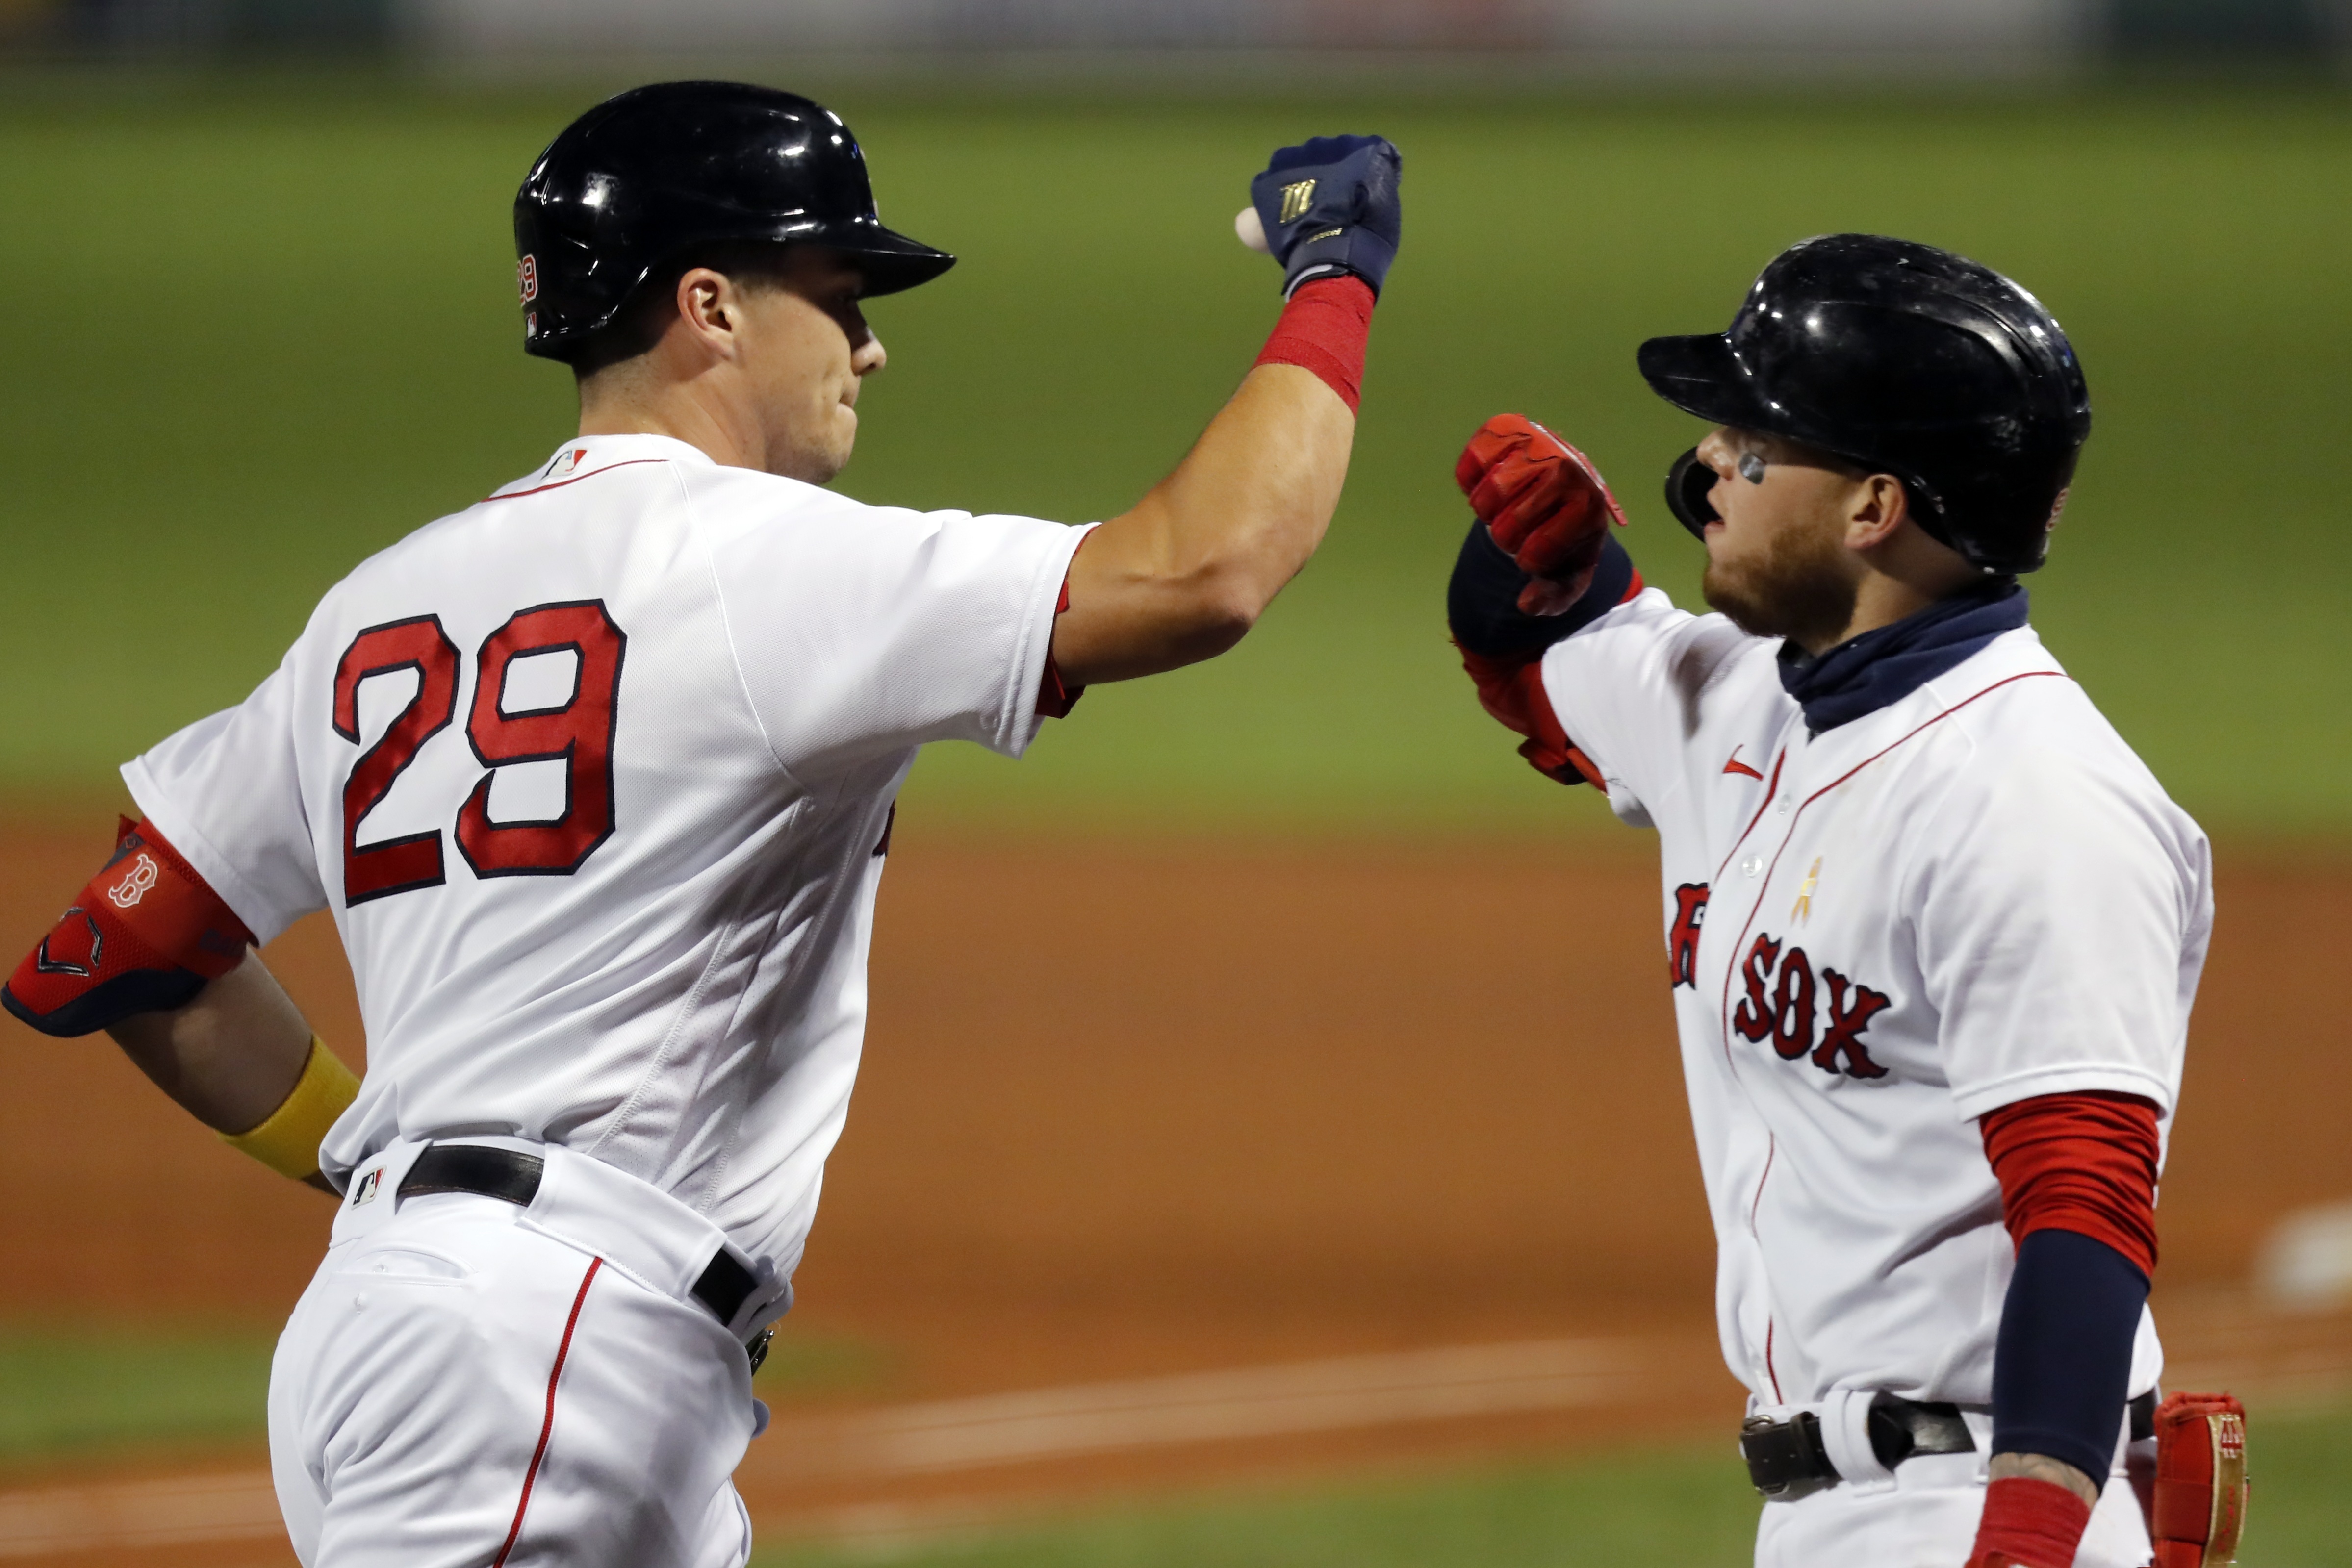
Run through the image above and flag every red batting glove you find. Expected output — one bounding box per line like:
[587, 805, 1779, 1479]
[1454, 413, 1628, 616]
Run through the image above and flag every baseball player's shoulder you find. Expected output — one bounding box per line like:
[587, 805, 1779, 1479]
[1919, 625, 2203, 853]
[1543, 582, 1777, 705]
[1925, 625, 2133, 765]
[658, 448, 1078, 564]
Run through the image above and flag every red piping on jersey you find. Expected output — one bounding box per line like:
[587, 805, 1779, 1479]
[481, 457, 670, 505]
[1749, 1136, 1781, 1402]
[1714, 672, 2069, 1063]
[1713, 748, 1787, 886]
[492, 1255, 603, 1568]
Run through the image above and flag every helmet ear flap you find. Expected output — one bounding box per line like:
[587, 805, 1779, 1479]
[1665, 447, 1720, 541]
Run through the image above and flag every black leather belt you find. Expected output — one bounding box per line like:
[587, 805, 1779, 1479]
[1740, 1389, 2160, 1498]
[399, 1143, 772, 1371]
[1740, 1395, 1975, 1497]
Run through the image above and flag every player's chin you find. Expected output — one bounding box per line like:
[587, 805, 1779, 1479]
[795, 406, 857, 481]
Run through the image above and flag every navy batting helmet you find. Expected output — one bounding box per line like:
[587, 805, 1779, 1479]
[1640, 234, 2091, 576]
[513, 81, 954, 362]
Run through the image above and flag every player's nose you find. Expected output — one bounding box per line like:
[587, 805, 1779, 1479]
[1695, 427, 1740, 480]
[1695, 428, 1741, 513]
[853, 331, 887, 377]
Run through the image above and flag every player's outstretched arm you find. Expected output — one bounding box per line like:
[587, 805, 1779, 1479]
[1049, 136, 1400, 688]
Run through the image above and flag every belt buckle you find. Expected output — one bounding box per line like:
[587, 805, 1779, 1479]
[1740, 1411, 1838, 1498]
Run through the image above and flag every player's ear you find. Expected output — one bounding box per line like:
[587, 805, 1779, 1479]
[673, 267, 742, 356]
[1844, 472, 1910, 550]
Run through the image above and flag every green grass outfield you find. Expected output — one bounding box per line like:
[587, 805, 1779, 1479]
[0, 1321, 278, 1461]
[0, 1318, 882, 1463]
[0, 1318, 2339, 1563]
[749, 1407, 2352, 1568]
[0, 79, 2347, 837]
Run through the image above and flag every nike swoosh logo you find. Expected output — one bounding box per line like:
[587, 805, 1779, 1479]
[1722, 748, 1764, 781]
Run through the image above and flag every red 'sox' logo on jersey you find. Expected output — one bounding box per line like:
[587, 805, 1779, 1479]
[106, 853, 160, 910]
[1730, 932, 1892, 1080]
[518, 254, 539, 305]
[1668, 883, 1709, 989]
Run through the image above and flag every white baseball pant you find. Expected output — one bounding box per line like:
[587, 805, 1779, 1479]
[1754, 1448, 2154, 1568]
[268, 1138, 771, 1568]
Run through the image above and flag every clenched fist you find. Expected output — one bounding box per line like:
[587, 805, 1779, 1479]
[1455, 414, 1627, 616]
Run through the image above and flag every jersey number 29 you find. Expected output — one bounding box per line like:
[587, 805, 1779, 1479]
[332, 601, 627, 905]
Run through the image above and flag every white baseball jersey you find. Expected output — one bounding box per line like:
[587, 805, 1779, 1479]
[1539, 588, 2211, 1410]
[124, 432, 1089, 1286]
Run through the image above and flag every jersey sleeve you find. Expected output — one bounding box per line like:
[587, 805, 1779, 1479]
[119, 653, 330, 948]
[1535, 586, 1766, 828]
[699, 486, 1093, 778]
[1909, 722, 2212, 1122]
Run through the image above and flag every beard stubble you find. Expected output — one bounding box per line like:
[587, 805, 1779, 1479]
[1701, 515, 1860, 649]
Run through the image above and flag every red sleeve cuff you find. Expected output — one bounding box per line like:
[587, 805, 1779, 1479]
[1037, 531, 1091, 720]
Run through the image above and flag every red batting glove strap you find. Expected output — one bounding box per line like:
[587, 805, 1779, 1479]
[1967, 1476, 2095, 1568]
[1254, 275, 1376, 414]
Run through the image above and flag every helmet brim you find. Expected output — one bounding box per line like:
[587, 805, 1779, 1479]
[1637, 332, 1771, 432]
[829, 223, 956, 298]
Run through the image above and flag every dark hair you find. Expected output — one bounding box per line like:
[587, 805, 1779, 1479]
[567, 239, 802, 379]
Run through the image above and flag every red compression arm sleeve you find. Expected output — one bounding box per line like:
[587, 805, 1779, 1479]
[1979, 1091, 2161, 1277]
[1254, 275, 1376, 413]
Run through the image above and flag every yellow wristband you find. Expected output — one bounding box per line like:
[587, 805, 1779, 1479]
[220, 1036, 360, 1182]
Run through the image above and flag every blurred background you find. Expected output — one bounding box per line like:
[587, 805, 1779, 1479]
[0, 2, 2348, 1565]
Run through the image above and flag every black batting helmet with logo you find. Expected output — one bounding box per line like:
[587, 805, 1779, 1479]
[1640, 234, 2091, 575]
[513, 81, 954, 362]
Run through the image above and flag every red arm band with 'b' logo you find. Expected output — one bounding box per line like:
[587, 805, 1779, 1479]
[1, 818, 255, 1038]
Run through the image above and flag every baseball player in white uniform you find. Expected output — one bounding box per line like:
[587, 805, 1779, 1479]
[1443, 236, 2246, 1568]
[3, 83, 1404, 1566]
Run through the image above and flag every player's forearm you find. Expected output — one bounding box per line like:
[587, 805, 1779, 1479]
[1970, 1094, 2161, 1564]
[1053, 360, 1353, 684]
[105, 951, 316, 1136]
[1988, 1451, 2099, 1505]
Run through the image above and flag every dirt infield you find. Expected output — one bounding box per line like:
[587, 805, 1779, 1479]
[1, 807, 2347, 1558]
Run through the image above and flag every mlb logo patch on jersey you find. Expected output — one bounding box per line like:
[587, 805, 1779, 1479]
[548, 447, 589, 480]
[350, 1167, 385, 1207]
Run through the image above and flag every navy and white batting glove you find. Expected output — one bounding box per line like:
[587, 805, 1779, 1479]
[1248, 134, 1403, 298]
